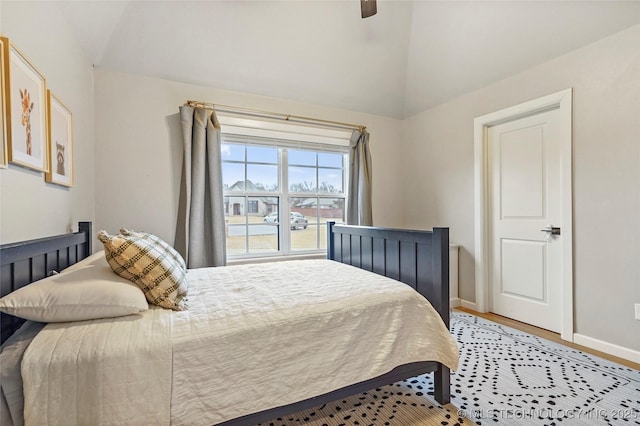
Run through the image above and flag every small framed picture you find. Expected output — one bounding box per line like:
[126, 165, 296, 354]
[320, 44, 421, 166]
[0, 37, 8, 168]
[5, 39, 48, 172]
[46, 91, 73, 187]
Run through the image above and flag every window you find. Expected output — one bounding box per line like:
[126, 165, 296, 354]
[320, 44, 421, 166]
[247, 200, 259, 214]
[222, 138, 347, 258]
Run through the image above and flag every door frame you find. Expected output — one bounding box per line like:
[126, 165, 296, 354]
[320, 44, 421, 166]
[473, 88, 574, 341]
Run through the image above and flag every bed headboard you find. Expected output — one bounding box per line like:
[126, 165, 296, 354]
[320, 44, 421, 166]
[327, 222, 450, 327]
[0, 222, 92, 344]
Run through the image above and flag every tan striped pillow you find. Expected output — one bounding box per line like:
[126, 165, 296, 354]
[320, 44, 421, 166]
[119, 228, 186, 271]
[98, 230, 188, 311]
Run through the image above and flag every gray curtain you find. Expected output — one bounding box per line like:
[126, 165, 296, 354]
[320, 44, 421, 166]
[346, 129, 373, 226]
[177, 106, 226, 268]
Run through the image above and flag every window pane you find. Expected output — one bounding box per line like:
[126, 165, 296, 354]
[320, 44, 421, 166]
[291, 224, 318, 251]
[289, 200, 316, 251]
[223, 163, 245, 191]
[319, 198, 345, 222]
[221, 143, 244, 161]
[289, 149, 316, 166]
[249, 230, 279, 253]
[239, 196, 279, 241]
[318, 168, 343, 193]
[246, 196, 277, 220]
[226, 196, 281, 255]
[247, 164, 278, 191]
[247, 145, 277, 164]
[226, 224, 247, 255]
[318, 152, 343, 168]
[225, 196, 245, 220]
[319, 223, 327, 250]
[248, 224, 279, 253]
[290, 197, 316, 224]
[289, 166, 316, 192]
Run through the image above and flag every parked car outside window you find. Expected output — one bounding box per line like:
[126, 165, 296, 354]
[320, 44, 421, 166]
[263, 212, 279, 223]
[289, 212, 308, 230]
[263, 212, 308, 230]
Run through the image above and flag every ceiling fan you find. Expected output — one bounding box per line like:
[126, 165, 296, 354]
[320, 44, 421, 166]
[361, 0, 377, 18]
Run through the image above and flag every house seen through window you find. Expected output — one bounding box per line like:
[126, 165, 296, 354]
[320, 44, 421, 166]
[222, 137, 347, 258]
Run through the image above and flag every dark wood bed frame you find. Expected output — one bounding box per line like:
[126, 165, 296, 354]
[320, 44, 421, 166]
[0, 221, 451, 425]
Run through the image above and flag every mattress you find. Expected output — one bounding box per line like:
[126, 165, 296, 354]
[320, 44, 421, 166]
[11, 259, 459, 425]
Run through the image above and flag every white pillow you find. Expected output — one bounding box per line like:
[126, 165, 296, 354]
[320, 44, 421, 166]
[62, 250, 109, 272]
[0, 263, 149, 322]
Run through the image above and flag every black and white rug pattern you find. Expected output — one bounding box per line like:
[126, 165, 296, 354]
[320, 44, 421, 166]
[259, 312, 639, 426]
[450, 313, 639, 425]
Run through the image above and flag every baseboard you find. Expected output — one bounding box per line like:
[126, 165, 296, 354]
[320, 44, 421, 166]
[460, 299, 478, 311]
[450, 298, 461, 308]
[573, 333, 640, 364]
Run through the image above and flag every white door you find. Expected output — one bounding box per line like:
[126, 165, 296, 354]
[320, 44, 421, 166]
[488, 109, 563, 332]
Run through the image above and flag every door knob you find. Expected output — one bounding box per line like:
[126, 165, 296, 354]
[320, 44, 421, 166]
[541, 225, 561, 235]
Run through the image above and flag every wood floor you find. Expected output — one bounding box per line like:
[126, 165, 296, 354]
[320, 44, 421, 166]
[455, 307, 640, 371]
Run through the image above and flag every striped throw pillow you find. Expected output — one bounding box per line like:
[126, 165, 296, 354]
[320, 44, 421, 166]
[98, 230, 188, 311]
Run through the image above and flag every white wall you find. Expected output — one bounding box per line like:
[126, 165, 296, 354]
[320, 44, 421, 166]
[94, 70, 404, 246]
[403, 25, 640, 352]
[0, 2, 95, 243]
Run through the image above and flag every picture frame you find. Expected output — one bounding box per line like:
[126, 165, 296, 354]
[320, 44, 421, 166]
[45, 91, 74, 187]
[0, 37, 8, 168]
[4, 38, 48, 172]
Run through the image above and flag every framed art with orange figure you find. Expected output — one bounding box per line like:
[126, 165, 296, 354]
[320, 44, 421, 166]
[2, 37, 48, 172]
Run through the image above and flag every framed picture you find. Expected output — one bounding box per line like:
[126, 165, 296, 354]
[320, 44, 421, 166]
[5, 39, 48, 172]
[0, 37, 8, 168]
[46, 91, 73, 187]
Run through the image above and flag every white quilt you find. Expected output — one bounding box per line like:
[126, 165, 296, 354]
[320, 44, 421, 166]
[20, 259, 459, 426]
[22, 307, 173, 426]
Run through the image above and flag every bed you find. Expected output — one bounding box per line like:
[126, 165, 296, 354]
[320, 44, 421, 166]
[0, 221, 458, 425]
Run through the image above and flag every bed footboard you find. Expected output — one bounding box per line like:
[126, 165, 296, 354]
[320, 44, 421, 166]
[327, 222, 450, 328]
[327, 222, 451, 403]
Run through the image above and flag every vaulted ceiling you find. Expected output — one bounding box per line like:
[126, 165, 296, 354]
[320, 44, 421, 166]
[57, 0, 640, 118]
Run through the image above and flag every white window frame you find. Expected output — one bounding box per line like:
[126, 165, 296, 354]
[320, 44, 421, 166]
[219, 115, 350, 261]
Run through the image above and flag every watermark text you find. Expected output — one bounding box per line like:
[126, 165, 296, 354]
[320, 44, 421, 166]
[457, 407, 639, 421]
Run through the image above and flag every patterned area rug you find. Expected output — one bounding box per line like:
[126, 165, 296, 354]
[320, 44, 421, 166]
[257, 383, 468, 426]
[451, 312, 639, 425]
[258, 312, 640, 426]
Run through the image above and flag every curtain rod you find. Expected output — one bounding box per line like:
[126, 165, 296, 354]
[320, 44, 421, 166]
[184, 100, 366, 132]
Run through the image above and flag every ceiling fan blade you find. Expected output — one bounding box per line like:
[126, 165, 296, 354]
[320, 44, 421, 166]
[361, 0, 377, 18]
